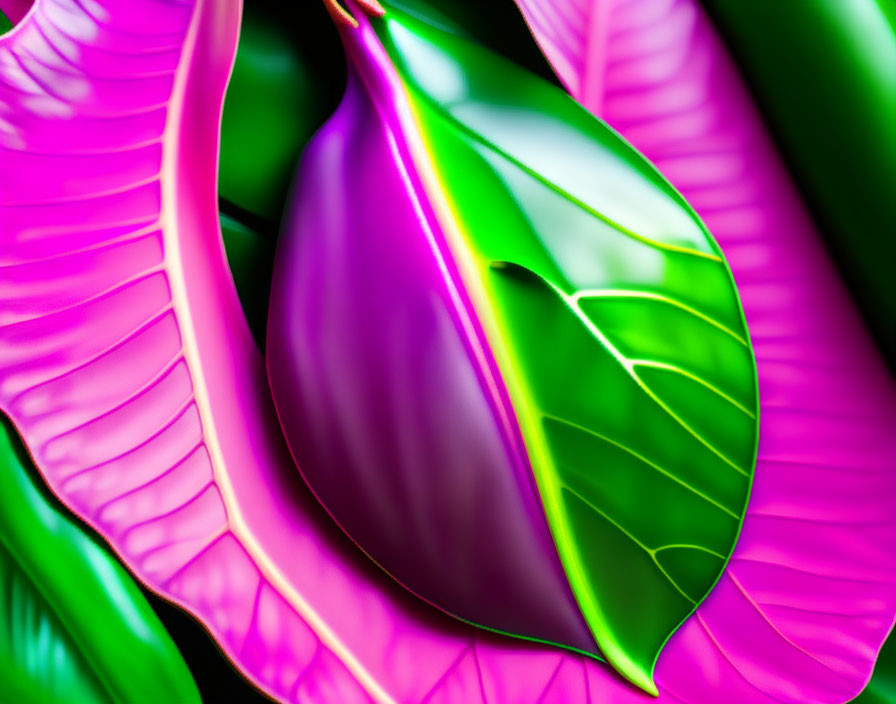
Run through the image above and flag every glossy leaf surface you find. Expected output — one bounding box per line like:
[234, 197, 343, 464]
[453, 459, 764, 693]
[0, 418, 200, 704]
[390, 0, 757, 615]
[514, 0, 896, 701]
[700, 0, 896, 366]
[3, 1, 895, 703]
[277, 3, 758, 692]
[851, 630, 896, 703]
[0, 2, 400, 701]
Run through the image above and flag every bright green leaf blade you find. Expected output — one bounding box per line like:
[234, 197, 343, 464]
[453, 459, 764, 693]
[373, 5, 758, 693]
[0, 10, 11, 35]
[0, 418, 201, 704]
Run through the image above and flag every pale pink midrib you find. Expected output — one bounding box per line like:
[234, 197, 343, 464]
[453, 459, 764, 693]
[4, 4, 591, 702]
[156, 4, 393, 700]
[0, 1, 392, 702]
[4, 1, 895, 703]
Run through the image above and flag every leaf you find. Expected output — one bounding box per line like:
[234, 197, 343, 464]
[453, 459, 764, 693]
[2, 2, 894, 704]
[0, 2, 412, 701]
[218, 1, 344, 224]
[215, 2, 352, 350]
[851, 630, 896, 703]
[511, 0, 896, 700]
[219, 210, 274, 349]
[269, 0, 757, 694]
[0, 417, 201, 704]
[699, 0, 896, 367]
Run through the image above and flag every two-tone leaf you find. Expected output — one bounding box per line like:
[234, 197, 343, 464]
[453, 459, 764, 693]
[268, 0, 758, 693]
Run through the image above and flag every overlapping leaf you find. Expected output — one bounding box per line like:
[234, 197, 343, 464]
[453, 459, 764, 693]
[1, 1, 894, 703]
[700, 0, 896, 365]
[0, 417, 200, 704]
[269, 1, 758, 692]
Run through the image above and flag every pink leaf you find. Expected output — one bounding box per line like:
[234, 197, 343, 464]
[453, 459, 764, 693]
[1, 1, 894, 703]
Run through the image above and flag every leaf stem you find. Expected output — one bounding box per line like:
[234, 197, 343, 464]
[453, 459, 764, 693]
[322, 0, 385, 29]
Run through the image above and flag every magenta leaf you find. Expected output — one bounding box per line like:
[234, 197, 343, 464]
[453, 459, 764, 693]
[1, 1, 894, 703]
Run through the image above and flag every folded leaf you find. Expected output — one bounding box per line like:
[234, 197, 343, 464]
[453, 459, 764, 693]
[0, 1, 416, 701]
[0, 417, 200, 704]
[268, 1, 757, 693]
[3, 1, 894, 704]
[514, 0, 896, 701]
[0, 2, 630, 702]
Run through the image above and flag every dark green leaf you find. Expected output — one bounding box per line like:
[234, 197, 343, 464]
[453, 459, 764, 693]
[852, 629, 896, 703]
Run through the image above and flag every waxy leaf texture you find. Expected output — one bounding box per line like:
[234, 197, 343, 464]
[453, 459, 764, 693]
[0, 418, 200, 703]
[699, 0, 896, 365]
[513, 0, 896, 701]
[0, 1, 894, 703]
[268, 2, 758, 693]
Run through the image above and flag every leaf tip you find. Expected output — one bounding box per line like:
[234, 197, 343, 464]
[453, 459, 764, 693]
[600, 640, 660, 697]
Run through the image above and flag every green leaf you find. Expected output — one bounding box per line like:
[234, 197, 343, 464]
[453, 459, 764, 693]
[851, 629, 896, 703]
[0, 418, 201, 704]
[218, 2, 343, 223]
[220, 211, 274, 349]
[0, 9, 12, 35]
[217, 1, 345, 348]
[701, 0, 896, 367]
[373, 4, 759, 693]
